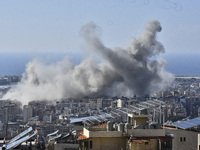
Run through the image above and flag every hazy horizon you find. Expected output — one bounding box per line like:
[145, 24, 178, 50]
[0, 52, 200, 76]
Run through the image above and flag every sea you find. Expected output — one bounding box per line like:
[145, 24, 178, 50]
[0, 52, 200, 76]
[162, 53, 200, 76]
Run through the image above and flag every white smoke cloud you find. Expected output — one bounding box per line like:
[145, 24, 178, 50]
[3, 20, 174, 104]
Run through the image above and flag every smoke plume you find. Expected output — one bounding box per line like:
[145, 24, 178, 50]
[3, 20, 174, 104]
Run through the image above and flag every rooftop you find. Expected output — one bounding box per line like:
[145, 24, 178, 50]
[173, 117, 200, 129]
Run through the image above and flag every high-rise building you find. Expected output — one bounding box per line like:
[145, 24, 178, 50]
[23, 105, 33, 122]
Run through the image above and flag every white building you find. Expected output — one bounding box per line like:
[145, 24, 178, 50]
[43, 114, 52, 123]
[117, 99, 123, 108]
[23, 105, 33, 122]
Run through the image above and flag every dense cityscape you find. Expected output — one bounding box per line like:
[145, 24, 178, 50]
[0, 1, 199, 150]
[0, 75, 200, 149]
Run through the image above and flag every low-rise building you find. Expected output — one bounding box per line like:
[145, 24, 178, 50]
[78, 114, 172, 150]
[164, 116, 200, 150]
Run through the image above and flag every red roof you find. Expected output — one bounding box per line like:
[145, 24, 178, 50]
[131, 136, 173, 144]
[131, 139, 154, 144]
[78, 135, 88, 141]
[159, 136, 173, 142]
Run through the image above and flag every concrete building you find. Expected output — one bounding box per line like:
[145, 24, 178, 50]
[164, 116, 200, 150]
[23, 105, 33, 122]
[78, 125, 126, 150]
[47, 130, 79, 150]
[117, 99, 124, 108]
[54, 143, 79, 150]
[129, 136, 172, 150]
[43, 114, 52, 123]
[27, 116, 39, 126]
[78, 115, 172, 150]
[164, 125, 200, 150]
[0, 107, 8, 124]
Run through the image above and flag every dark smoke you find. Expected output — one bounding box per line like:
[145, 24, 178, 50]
[3, 20, 174, 104]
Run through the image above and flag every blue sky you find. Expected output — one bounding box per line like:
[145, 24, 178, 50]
[0, 0, 199, 55]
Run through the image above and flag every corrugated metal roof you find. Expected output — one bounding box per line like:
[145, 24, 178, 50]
[5, 131, 36, 149]
[173, 117, 200, 129]
[70, 116, 91, 124]
[50, 134, 62, 141]
[47, 130, 59, 137]
[70, 114, 113, 124]
[8, 127, 33, 144]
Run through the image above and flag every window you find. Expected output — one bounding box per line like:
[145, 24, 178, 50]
[180, 137, 186, 142]
[145, 142, 149, 145]
[184, 137, 186, 142]
[90, 141, 93, 149]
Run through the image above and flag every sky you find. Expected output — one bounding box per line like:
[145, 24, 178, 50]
[0, 0, 199, 55]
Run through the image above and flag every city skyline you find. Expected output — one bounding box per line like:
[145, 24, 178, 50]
[0, 1, 200, 149]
